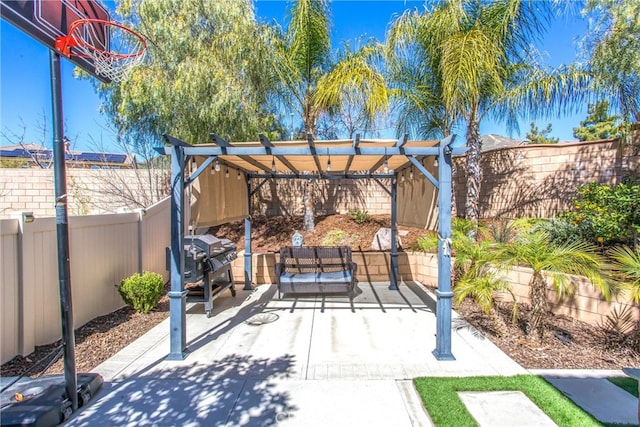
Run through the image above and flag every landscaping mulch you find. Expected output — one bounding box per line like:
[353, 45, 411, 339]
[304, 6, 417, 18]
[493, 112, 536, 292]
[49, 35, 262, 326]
[2, 214, 638, 379]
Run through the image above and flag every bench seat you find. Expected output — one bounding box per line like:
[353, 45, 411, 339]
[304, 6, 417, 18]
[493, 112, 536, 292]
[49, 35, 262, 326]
[275, 246, 357, 298]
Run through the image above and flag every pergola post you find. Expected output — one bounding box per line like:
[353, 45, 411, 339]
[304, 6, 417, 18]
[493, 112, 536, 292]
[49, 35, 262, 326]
[389, 176, 399, 290]
[244, 179, 253, 290]
[433, 141, 455, 361]
[167, 144, 188, 360]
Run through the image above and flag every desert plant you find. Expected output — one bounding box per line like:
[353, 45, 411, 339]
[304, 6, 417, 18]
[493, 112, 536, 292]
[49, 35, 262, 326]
[598, 305, 640, 353]
[498, 231, 610, 340]
[118, 271, 164, 314]
[349, 209, 371, 225]
[321, 229, 357, 247]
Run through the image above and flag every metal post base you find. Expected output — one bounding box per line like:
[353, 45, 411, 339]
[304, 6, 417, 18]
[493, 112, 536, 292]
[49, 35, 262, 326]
[167, 290, 189, 361]
[433, 289, 455, 361]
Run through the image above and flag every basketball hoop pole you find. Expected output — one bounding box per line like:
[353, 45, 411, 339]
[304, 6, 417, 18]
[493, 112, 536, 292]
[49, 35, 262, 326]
[49, 50, 79, 412]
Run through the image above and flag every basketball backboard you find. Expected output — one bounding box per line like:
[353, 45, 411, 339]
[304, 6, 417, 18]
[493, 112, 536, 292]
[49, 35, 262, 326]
[1, 0, 110, 81]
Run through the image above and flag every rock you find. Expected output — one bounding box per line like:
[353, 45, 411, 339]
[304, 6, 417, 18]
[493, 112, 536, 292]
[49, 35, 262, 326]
[371, 227, 402, 250]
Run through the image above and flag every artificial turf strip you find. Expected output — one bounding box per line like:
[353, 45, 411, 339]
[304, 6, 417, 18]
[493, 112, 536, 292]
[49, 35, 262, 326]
[413, 375, 601, 427]
[607, 377, 639, 398]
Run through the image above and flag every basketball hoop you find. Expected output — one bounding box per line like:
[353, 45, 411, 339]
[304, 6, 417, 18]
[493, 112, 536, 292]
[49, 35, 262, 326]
[55, 19, 147, 83]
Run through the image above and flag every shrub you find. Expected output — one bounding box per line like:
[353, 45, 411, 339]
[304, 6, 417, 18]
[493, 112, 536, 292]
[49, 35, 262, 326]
[118, 271, 164, 313]
[561, 181, 640, 246]
[349, 209, 371, 225]
[532, 218, 588, 246]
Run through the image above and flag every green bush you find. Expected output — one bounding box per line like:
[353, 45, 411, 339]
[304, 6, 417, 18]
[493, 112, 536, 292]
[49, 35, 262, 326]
[561, 181, 640, 246]
[118, 271, 165, 313]
[532, 218, 588, 246]
[349, 209, 371, 225]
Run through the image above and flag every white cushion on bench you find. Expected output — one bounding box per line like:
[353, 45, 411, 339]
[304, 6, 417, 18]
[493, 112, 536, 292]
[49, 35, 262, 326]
[279, 271, 352, 285]
[317, 271, 352, 284]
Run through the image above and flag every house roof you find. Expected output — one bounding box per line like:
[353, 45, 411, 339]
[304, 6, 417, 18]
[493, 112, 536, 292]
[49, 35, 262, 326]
[0, 144, 134, 166]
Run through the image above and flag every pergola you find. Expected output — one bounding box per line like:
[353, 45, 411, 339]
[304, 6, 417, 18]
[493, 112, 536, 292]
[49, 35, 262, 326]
[157, 133, 466, 362]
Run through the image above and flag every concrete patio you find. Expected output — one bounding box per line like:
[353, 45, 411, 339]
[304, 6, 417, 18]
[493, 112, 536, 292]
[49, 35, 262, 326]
[63, 282, 637, 426]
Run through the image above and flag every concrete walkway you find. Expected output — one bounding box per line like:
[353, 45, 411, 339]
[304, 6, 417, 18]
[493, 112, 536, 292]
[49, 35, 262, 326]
[60, 282, 637, 426]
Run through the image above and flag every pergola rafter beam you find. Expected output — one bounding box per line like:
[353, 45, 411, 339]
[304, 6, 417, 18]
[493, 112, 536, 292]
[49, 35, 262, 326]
[395, 133, 408, 148]
[261, 134, 300, 174]
[344, 133, 360, 176]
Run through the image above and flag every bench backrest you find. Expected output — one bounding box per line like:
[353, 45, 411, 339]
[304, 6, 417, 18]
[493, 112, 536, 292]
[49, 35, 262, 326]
[279, 246, 352, 273]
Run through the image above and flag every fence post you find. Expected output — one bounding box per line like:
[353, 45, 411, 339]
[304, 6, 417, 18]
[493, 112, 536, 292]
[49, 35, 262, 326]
[13, 212, 36, 357]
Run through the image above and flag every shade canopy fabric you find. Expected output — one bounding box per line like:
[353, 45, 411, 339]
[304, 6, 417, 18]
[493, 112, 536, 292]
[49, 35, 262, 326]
[182, 137, 441, 229]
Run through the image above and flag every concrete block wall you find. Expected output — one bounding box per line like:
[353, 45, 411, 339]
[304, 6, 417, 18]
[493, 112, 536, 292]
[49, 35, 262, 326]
[252, 178, 391, 216]
[454, 138, 640, 219]
[0, 168, 168, 219]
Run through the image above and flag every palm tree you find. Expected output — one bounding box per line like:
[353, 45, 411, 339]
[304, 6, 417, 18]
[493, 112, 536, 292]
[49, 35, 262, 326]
[498, 231, 609, 340]
[386, 0, 592, 236]
[270, 0, 388, 135]
[609, 246, 640, 304]
[268, 0, 388, 231]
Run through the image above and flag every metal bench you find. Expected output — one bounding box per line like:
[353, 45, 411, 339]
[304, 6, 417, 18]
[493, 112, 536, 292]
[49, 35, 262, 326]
[274, 246, 357, 299]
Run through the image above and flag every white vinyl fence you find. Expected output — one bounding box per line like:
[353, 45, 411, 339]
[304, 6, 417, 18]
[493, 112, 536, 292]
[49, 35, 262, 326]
[0, 198, 170, 364]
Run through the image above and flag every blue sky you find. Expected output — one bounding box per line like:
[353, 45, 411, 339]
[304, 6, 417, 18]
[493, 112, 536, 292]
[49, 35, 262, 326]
[1, 0, 589, 153]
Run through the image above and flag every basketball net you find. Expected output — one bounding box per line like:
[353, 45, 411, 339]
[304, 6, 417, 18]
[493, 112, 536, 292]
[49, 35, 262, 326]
[55, 19, 147, 83]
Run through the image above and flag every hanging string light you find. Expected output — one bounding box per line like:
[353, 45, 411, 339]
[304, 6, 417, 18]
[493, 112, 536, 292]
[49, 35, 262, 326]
[433, 156, 439, 167]
[237, 170, 242, 180]
[271, 156, 276, 173]
[225, 168, 229, 178]
[214, 158, 221, 172]
[409, 167, 414, 180]
[401, 172, 405, 182]
[326, 151, 332, 172]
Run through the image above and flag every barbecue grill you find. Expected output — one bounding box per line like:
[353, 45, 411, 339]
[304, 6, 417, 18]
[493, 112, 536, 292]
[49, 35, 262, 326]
[167, 234, 237, 317]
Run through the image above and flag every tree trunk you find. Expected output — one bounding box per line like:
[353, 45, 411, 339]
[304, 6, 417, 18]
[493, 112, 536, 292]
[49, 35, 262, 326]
[464, 107, 482, 239]
[528, 273, 548, 341]
[490, 306, 508, 337]
[303, 180, 315, 231]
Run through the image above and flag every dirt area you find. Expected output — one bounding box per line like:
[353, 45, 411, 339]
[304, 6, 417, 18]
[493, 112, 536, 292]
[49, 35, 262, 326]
[211, 213, 425, 252]
[2, 214, 638, 379]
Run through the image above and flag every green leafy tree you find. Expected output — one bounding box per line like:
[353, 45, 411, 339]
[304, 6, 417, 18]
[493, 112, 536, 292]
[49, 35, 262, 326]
[572, 100, 620, 141]
[386, 0, 591, 237]
[581, 0, 640, 125]
[525, 122, 558, 144]
[100, 0, 282, 144]
[498, 232, 609, 340]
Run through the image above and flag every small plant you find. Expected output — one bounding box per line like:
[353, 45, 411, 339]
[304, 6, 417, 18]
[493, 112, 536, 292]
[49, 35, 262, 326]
[349, 209, 371, 225]
[118, 271, 164, 313]
[321, 229, 357, 247]
[415, 232, 438, 253]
